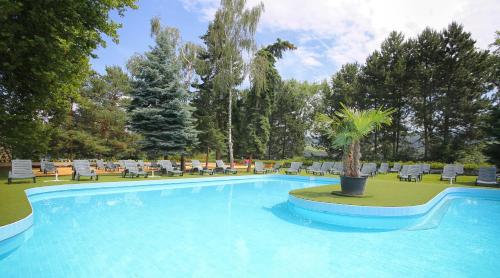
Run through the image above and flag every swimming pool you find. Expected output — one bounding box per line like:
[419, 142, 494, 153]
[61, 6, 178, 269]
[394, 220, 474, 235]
[1, 175, 499, 277]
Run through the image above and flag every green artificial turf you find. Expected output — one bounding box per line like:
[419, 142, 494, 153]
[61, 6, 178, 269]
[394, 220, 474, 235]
[291, 173, 498, 207]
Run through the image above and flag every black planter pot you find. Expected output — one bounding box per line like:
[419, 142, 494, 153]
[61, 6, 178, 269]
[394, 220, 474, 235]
[340, 176, 368, 196]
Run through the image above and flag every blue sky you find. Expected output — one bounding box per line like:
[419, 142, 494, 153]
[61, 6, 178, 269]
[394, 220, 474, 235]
[91, 0, 499, 83]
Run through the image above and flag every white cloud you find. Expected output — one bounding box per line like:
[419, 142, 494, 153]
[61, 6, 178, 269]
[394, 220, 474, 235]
[181, 0, 500, 75]
[294, 47, 323, 67]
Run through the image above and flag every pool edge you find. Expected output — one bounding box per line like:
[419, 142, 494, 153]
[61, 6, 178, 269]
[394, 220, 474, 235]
[288, 187, 500, 217]
[0, 174, 336, 242]
[288, 187, 500, 230]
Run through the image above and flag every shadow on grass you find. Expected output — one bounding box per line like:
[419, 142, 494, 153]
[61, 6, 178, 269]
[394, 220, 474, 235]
[292, 190, 374, 200]
[263, 202, 390, 233]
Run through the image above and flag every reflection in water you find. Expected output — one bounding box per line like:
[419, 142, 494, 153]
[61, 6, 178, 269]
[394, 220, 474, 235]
[0, 226, 33, 260]
[124, 192, 143, 207]
[74, 195, 91, 204]
[160, 189, 173, 197]
[254, 181, 263, 189]
[191, 186, 202, 194]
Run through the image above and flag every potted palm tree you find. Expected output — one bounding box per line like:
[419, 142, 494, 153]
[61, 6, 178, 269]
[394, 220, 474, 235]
[317, 104, 393, 196]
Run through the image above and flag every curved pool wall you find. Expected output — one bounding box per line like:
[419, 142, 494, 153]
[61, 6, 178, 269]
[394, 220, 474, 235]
[0, 175, 337, 242]
[288, 187, 500, 231]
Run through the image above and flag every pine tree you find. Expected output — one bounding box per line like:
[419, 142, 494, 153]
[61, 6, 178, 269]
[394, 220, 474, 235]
[269, 80, 313, 159]
[243, 39, 295, 166]
[128, 23, 198, 158]
[192, 29, 227, 166]
[408, 28, 443, 160]
[436, 22, 491, 161]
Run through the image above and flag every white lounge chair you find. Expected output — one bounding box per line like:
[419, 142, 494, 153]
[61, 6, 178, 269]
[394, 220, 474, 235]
[476, 167, 498, 186]
[8, 159, 36, 184]
[284, 162, 302, 175]
[215, 160, 237, 174]
[306, 162, 321, 174]
[440, 165, 456, 182]
[123, 160, 148, 178]
[72, 160, 98, 181]
[159, 160, 183, 176]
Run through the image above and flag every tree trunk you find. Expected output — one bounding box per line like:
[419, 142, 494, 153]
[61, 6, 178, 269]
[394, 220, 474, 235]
[205, 146, 210, 169]
[246, 153, 252, 172]
[180, 154, 185, 172]
[228, 88, 234, 168]
[343, 141, 361, 177]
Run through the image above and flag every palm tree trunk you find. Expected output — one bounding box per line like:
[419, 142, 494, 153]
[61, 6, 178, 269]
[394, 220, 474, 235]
[344, 141, 361, 177]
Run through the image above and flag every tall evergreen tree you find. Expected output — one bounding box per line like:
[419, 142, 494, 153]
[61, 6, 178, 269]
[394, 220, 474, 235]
[407, 28, 443, 160]
[435, 22, 491, 161]
[192, 27, 228, 166]
[51, 67, 141, 159]
[243, 39, 295, 165]
[128, 22, 198, 159]
[378, 31, 412, 159]
[324, 63, 363, 114]
[269, 80, 313, 159]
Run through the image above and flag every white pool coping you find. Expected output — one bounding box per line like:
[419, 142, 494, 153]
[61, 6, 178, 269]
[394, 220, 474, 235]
[289, 187, 500, 217]
[0, 175, 336, 242]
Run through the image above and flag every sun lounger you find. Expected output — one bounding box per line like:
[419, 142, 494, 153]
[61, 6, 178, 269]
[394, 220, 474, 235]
[440, 165, 456, 182]
[8, 159, 36, 184]
[159, 160, 183, 176]
[72, 160, 98, 181]
[190, 160, 204, 174]
[421, 164, 430, 174]
[269, 162, 281, 173]
[123, 160, 148, 178]
[284, 162, 302, 175]
[312, 162, 334, 176]
[476, 166, 498, 186]
[378, 163, 389, 174]
[215, 160, 237, 174]
[390, 163, 401, 173]
[254, 161, 267, 174]
[398, 165, 410, 181]
[105, 161, 118, 171]
[96, 159, 106, 170]
[306, 162, 321, 174]
[330, 162, 344, 175]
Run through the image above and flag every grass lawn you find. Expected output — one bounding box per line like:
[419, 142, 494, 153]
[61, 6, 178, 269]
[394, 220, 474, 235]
[0, 170, 497, 228]
[0, 170, 253, 227]
[291, 173, 498, 207]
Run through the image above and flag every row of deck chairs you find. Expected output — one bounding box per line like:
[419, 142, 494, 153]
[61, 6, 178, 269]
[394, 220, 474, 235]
[441, 164, 497, 185]
[304, 162, 339, 176]
[188, 160, 238, 175]
[253, 161, 281, 174]
[397, 165, 424, 182]
[388, 163, 431, 174]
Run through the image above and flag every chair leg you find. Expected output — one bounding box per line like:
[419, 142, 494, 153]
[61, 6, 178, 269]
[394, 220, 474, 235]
[33, 177, 36, 183]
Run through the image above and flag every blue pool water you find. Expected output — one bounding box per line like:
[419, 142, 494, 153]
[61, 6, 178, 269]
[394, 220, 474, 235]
[1, 176, 499, 277]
